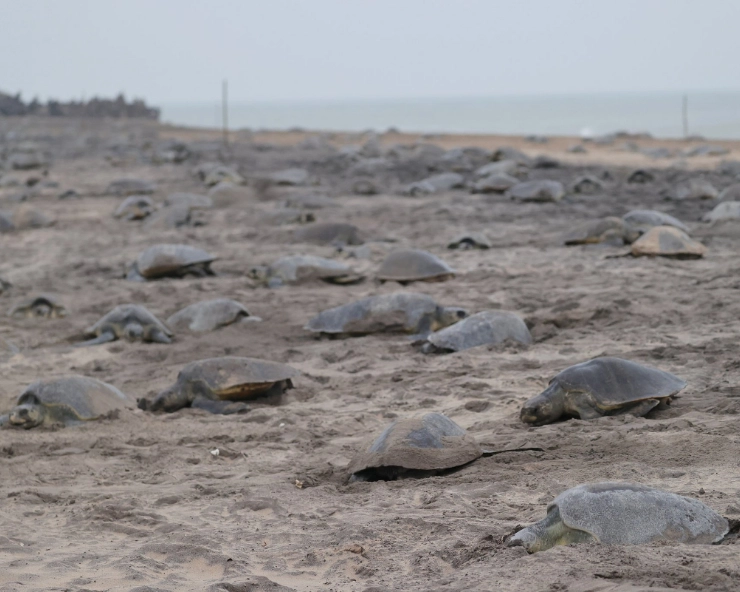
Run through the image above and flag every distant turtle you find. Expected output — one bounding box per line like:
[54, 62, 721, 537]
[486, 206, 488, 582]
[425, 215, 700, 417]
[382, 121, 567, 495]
[421, 310, 531, 353]
[377, 249, 455, 284]
[508, 482, 728, 553]
[570, 175, 604, 195]
[403, 173, 465, 196]
[106, 178, 155, 196]
[674, 179, 718, 201]
[143, 204, 207, 229]
[718, 183, 740, 202]
[622, 209, 689, 235]
[114, 195, 156, 220]
[630, 226, 707, 258]
[564, 217, 636, 246]
[248, 255, 363, 288]
[13, 206, 55, 230]
[166, 298, 257, 333]
[294, 222, 363, 246]
[475, 160, 528, 179]
[472, 173, 519, 194]
[141, 356, 300, 414]
[508, 180, 565, 202]
[283, 194, 338, 209]
[703, 201, 740, 223]
[264, 208, 316, 225]
[79, 304, 172, 346]
[447, 233, 491, 250]
[0, 376, 133, 429]
[520, 357, 686, 425]
[9, 294, 67, 318]
[492, 147, 530, 165]
[305, 292, 467, 337]
[127, 244, 216, 281]
[347, 413, 483, 481]
[165, 192, 213, 209]
[627, 169, 654, 184]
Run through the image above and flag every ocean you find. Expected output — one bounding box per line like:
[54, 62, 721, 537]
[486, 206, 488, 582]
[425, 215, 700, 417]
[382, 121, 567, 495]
[160, 91, 740, 140]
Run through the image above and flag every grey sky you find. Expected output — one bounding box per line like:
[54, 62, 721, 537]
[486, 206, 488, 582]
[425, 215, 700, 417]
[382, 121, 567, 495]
[2, 0, 739, 104]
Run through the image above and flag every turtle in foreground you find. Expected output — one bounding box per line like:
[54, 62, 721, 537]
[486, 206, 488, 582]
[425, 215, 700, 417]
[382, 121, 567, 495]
[9, 294, 67, 318]
[248, 255, 363, 288]
[507, 482, 729, 553]
[564, 217, 638, 246]
[140, 356, 300, 414]
[78, 304, 172, 346]
[377, 249, 455, 284]
[447, 233, 491, 250]
[0, 376, 132, 429]
[630, 226, 707, 258]
[113, 195, 157, 220]
[294, 222, 363, 246]
[421, 310, 531, 353]
[127, 244, 216, 280]
[622, 209, 689, 235]
[166, 298, 257, 333]
[520, 357, 686, 425]
[305, 292, 467, 337]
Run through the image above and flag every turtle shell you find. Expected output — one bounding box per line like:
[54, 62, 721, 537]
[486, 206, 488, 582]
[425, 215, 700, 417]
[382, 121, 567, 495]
[377, 249, 454, 282]
[630, 226, 707, 258]
[135, 244, 216, 278]
[703, 201, 740, 223]
[508, 180, 565, 202]
[447, 233, 491, 249]
[622, 209, 689, 234]
[9, 294, 67, 318]
[718, 183, 740, 202]
[552, 482, 728, 545]
[85, 304, 172, 338]
[424, 310, 531, 353]
[114, 195, 156, 220]
[15, 376, 132, 425]
[564, 217, 626, 245]
[294, 222, 363, 245]
[305, 292, 438, 335]
[265, 255, 357, 284]
[106, 178, 155, 196]
[166, 298, 251, 333]
[347, 413, 482, 478]
[551, 357, 686, 407]
[176, 356, 300, 401]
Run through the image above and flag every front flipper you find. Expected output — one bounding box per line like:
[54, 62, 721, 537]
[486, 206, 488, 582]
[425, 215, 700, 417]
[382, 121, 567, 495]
[611, 398, 661, 418]
[191, 397, 250, 415]
[75, 331, 117, 347]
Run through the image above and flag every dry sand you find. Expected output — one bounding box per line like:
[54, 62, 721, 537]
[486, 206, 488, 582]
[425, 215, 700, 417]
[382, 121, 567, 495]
[1, 118, 739, 591]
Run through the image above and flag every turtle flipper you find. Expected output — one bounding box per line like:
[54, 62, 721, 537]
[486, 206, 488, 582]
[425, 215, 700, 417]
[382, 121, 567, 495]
[149, 329, 172, 344]
[191, 397, 250, 415]
[611, 398, 661, 418]
[76, 331, 117, 347]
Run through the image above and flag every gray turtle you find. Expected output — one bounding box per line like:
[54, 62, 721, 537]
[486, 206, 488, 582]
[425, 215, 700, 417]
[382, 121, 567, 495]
[403, 173, 465, 196]
[520, 357, 686, 425]
[141, 356, 300, 414]
[622, 209, 689, 235]
[627, 169, 654, 184]
[718, 183, 740, 202]
[0, 376, 133, 429]
[570, 175, 604, 195]
[248, 255, 363, 288]
[377, 249, 455, 284]
[264, 208, 316, 225]
[703, 201, 740, 223]
[508, 180, 565, 202]
[294, 222, 363, 246]
[143, 204, 207, 229]
[508, 482, 728, 553]
[106, 178, 155, 196]
[305, 292, 467, 337]
[79, 304, 172, 346]
[630, 226, 707, 258]
[347, 413, 483, 481]
[564, 217, 636, 246]
[474, 160, 528, 180]
[447, 233, 491, 250]
[127, 244, 216, 280]
[421, 310, 531, 353]
[9, 294, 67, 318]
[472, 173, 519, 194]
[113, 195, 156, 220]
[166, 298, 257, 333]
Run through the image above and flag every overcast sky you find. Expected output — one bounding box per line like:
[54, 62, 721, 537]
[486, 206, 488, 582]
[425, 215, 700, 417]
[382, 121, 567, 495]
[2, 0, 739, 104]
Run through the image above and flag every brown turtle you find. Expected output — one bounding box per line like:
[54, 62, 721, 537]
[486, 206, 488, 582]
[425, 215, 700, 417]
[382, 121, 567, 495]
[9, 294, 67, 318]
[630, 226, 707, 258]
[377, 249, 455, 284]
[127, 244, 216, 280]
[79, 304, 173, 346]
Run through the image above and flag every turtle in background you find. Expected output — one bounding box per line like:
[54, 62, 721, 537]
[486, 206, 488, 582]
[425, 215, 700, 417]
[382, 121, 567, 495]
[447, 233, 491, 250]
[113, 195, 157, 220]
[9, 294, 67, 318]
[127, 244, 216, 281]
[508, 482, 729, 553]
[421, 310, 531, 353]
[630, 226, 707, 258]
[563, 217, 638, 246]
[248, 255, 363, 288]
[78, 304, 172, 346]
[377, 249, 455, 284]
[294, 222, 363, 246]
[166, 298, 257, 333]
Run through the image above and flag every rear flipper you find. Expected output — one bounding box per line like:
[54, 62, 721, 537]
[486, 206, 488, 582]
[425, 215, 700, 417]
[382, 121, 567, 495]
[75, 331, 117, 347]
[611, 398, 661, 418]
[191, 397, 250, 415]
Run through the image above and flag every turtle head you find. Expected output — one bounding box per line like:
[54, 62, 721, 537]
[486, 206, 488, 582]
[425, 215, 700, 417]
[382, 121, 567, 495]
[520, 382, 565, 425]
[144, 384, 189, 413]
[123, 322, 144, 341]
[434, 306, 468, 330]
[9, 400, 45, 429]
[508, 507, 567, 553]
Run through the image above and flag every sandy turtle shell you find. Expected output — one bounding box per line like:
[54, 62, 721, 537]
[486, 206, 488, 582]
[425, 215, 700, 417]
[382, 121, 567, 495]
[508, 180, 565, 202]
[447, 233, 491, 250]
[142, 356, 300, 414]
[564, 217, 633, 246]
[377, 249, 455, 283]
[422, 310, 531, 354]
[129, 244, 216, 280]
[347, 413, 483, 481]
[3, 376, 132, 429]
[622, 209, 689, 235]
[294, 222, 363, 246]
[630, 226, 707, 258]
[9, 294, 67, 318]
[249, 255, 363, 288]
[80, 304, 173, 346]
[305, 292, 467, 337]
[508, 482, 729, 553]
[166, 298, 255, 333]
[520, 357, 686, 425]
[114, 195, 157, 220]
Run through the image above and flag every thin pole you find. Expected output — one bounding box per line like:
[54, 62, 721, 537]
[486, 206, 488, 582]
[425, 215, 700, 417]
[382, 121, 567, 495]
[222, 79, 229, 147]
[682, 94, 689, 138]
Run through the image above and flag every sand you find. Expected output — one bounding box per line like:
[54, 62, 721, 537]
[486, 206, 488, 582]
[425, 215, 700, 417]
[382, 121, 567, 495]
[1, 118, 739, 592]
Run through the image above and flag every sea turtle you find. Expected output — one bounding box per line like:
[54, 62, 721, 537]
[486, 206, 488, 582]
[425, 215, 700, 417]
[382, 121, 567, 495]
[12, 206, 55, 230]
[304, 292, 467, 337]
[520, 357, 686, 425]
[78, 304, 173, 346]
[472, 173, 519, 194]
[294, 222, 363, 246]
[421, 310, 531, 353]
[347, 413, 483, 481]
[106, 178, 155, 196]
[164, 192, 213, 209]
[622, 209, 689, 235]
[403, 173, 465, 196]
[166, 298, 257, 333]
[474, 160, 528, 180]
[703, 201, 740, 223]
[264, 208, 316, 225]
[377, 249, 455, 284]
[140, 356, 300, 414]
[9, 294, 67, 318]
[143, 204, 207, 229]
[627, 169, 654, 184]
[492, 147, 530, 165]
[564, 217, 637, 246]
[447, 233, 491, 250]
[570, 175, 604, 195]
[630, 226, 707, 258]
[507, 482, 729, 553]
[113, 195, 157, 220]
[718, 183, 740, 202]
[268, 168, 309, 186]
[0, 376, 133, 429]
[248, 255, 363, 288]
[127, 244, 216, 280]
[508, 180, 565, 202]
[674, 179, 718, 201]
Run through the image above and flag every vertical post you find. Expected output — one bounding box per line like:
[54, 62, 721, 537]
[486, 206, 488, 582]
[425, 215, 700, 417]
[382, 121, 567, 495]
[222, 79, 229, 147]
[682, 94, 689, 138]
